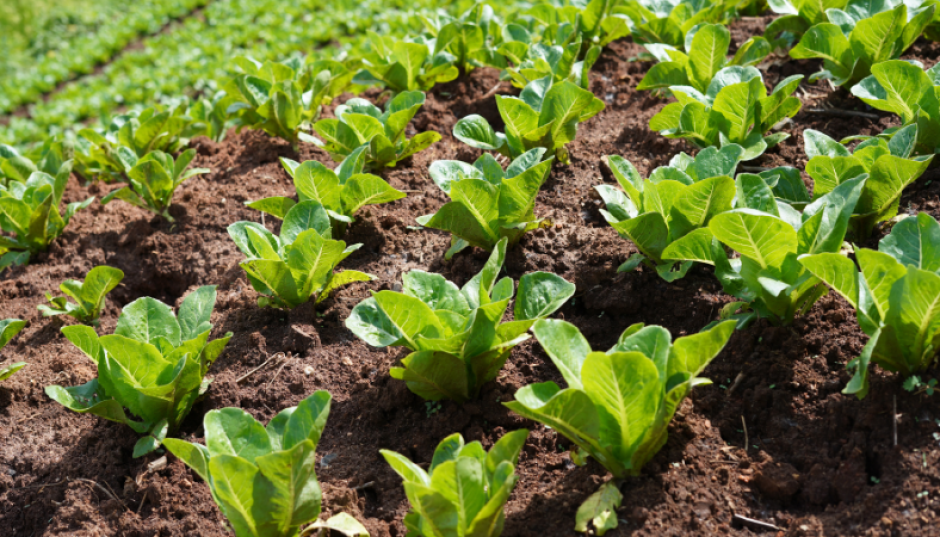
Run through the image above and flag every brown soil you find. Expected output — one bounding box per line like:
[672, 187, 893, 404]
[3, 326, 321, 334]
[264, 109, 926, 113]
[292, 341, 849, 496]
[3, 17, 940, 537]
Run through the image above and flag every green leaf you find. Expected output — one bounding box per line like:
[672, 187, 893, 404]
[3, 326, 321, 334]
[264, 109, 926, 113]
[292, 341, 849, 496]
[0, 361, 26, 382]
[582, 351, 660, 462]
[178, 286, 216, 342]
[302, 513, 370, 537]
[254, 440, 321, 533]
[163, 439, 211, 483]
[574, 481, 622, 535]
[790, 23, 854, 85]
[687, 24, 730, 93]
[205, 407, 273, 463]
[208, 455, 261, 537]
[341, 174, 405, 216]
[281, 201, 332, 243]
[710, 209, 797, 269]
[514, 272, 575, 321]
[880, 213, 940, 273]
[454, 115, 505, 151]
[115, 297, 181, 347]
[0, 318, 27, 349]
[393, 350, 470, 402]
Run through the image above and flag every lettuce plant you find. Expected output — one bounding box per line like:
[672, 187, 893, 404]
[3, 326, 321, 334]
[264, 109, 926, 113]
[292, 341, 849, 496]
[525, 0, 632, 55]
[420, 4, 508, 73]
[801, 213, 940, 398]
[224, 56, 356, 148]
[228, 202, 372, 309]
[381, 430, 529, 537]
[851, 60, 940, 156]
[248, 147, 404, 237]
[0, 318, 27, 383]
[75, 104, 197, 182]
[663, 174, 866, 324]
[506, 319, 734, 533]
[313, 91, 440, 169]
[190, 90, 231, 143]
[617, 0, 739, 49]
[789, 3, 935, 87]
[101, 149, 209, 222]
[38, 266, 124, 325]
[1, 137, 71, 186]
[498, 35, 601, 90]
[0, 166, 95, 271]
[164, 390, 339, 537]
[766, 0, 849, 48]
[418, 149, 553, 259]
[346, 238, 575, 402]
[454, 77, 603, 164]
[355, 32, 459, 93]
[46, 286, 232, 457]
[597, 145, 743, 281]
[649, 68, 803, 159]
[803, 128, 934, 238]
[637, 23, 771, 94]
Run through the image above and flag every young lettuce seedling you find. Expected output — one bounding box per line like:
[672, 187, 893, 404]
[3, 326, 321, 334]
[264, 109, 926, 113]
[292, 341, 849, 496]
[418, 149, 553, 259]
[637, 23, 771, 95]
[801, 213, 940, 399]
[524, 0, 631, 57]
[420, 4, 508, 73]
[789, 3, 935, 87]
[0, 137, 71, 187]
[618, 0, 738, 50]
[101, 149, 209, 222]
[228, 201, 373, 309]
[346, 238, 575, 402]
[313, 91, 441, 169]
[38, 265, 124, 325]
[382, 430, 529, 537]
[663, 173, 866, 325]
[247, 146, 405, 237]
[649, 67, 803, 160]
[803, 128, 934, 238]
[454, 76, 603, 164]
[498, 34, 601, 90]
[224, 56, 356, 148]
[851, 60, 940, 156]
[45, 286, 232, 457]
[75, 104, 197, 182]
[0, 318, 28, 383]
[354, 32, 459, 93]
[505, 319, 735, 534]
[164, 391, 365, 537]
[764, 0, 865, 49]
[0, 164, 95, 271]
[597, 145, 744, 281]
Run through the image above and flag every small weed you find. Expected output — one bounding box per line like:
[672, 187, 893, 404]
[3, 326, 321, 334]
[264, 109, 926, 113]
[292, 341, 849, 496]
[425, 401, 441, 417]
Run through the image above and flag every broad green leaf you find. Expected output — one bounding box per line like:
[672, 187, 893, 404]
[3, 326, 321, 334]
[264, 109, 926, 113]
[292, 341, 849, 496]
[514, 272, 575, 321]
[582, 351, 660, 462]
[880, 213, 940, 272]
[114, 297, 181, 347]
[0, 318, 27, 349]
[688, 24, 731, 93]
[205, 408, 273, 463]
[178, 286, 216, 342]
[710, 210, 797, 269]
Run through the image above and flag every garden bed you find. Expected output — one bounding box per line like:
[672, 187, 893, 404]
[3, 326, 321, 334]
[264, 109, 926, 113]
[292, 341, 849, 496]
[2, 16, 940, 537]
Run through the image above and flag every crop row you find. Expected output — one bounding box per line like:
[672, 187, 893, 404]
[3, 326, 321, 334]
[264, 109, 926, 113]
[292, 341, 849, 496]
[3, 1, 940, 536]
[0, 0, 210, 114]
[0, 0, 490, 146]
